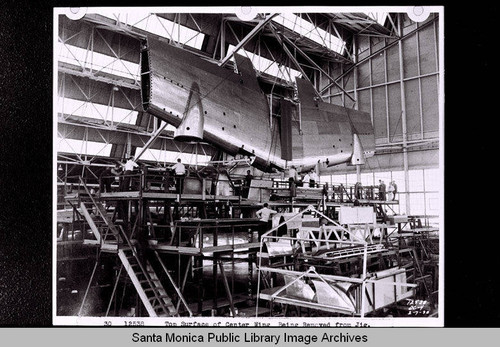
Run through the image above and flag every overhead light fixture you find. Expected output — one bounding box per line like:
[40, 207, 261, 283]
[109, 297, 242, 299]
[407, 6, 431, 23]
[235, 6, 258, 21]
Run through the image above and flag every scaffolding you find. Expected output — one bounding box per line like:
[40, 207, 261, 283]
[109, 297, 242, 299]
[255, 206, 419, 317]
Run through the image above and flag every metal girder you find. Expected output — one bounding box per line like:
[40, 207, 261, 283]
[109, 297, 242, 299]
[324, 13, 394, 37]
[279, 34, 355, 103]
[133, 121, 170, 161]
[58, 72, 142, 111]
[58, 118, 215, 155]
[219, 13, 278, 67]
[59, 15, 142, 63]
[82, 13, 147, 42]
[58, 61, 139, 89]
[267, 23, 320, 98]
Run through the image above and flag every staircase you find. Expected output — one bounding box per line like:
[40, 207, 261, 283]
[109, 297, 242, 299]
[118, 248, 177, 317]
[78, 177, 179, 317]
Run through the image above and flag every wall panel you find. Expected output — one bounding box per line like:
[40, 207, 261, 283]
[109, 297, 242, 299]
[372, 86, 388, 141]
[388, 83, 402, 141]
[386, 44, 400, 82]
[402, 36, 418, 78]
[421, 75, 439, 137]
[370, 50, 385, 85]
[343, 70, 354, 91]
[357, 89, 371, 114]
[358, 60, 371, 88]
[357, 36, 370, 60]
[404, 78, 422, 139]
[418, 23, 438, 75]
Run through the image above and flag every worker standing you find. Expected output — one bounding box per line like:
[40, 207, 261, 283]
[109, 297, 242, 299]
[338, 183, 345, 202]
[242, 169, 253, 198]
[256, 203, 278, 238]
[287, 166, 297, 198]
[354, 181, 363, 200]
[99, 166, 114, 193]
[309, 169, 319, 188]
[170, 158, 186, 193]
[391, 180, 398, 200]
[120, 156, 139, 191]
[287, 166, 297, 185]
[302, 171, 311, 188]
[111, 163, 122, 191]
[387, 181, 395, 201]
[378, 180, 386, 201]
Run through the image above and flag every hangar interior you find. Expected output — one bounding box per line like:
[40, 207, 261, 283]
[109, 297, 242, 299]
[55, 7, 441, 320]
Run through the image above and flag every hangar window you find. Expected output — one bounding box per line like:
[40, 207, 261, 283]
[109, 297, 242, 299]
[100, 12, 205, 50]
[57, 97, 139, 125]
[228, 44, 302, 82]
[271, 13, 346, 54]
[57, 42, 140, 82]
[57, 138, 112, 157]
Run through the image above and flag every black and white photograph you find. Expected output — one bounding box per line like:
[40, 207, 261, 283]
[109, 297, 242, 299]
[53, 6, 444, 327]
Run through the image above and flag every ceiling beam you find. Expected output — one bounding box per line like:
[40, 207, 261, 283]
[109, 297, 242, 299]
[57, 119, 215, 154]
[219, 13, 278, 67]
[280, 34, 355, 103]
[58, 72, 142, 111]
[268, 23, 320, 98]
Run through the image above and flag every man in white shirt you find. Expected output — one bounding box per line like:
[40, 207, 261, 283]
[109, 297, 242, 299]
[256, 203, 278, 239]
[120, 156, 139, 191]
[170, 158, 186, 193]
[287, 166, 297, 198]
[302, 172, 310, 187]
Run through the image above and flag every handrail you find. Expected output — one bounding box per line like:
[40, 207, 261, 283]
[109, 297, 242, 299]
[79, 176, 171, 317]
[154, 251, 193, 317]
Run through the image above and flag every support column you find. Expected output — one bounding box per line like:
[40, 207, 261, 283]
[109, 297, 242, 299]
[353, 34, 359, 108]
[126, 132, 132, 159]
[398, 14, 410, 214]
[353, 35, 362, 184]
